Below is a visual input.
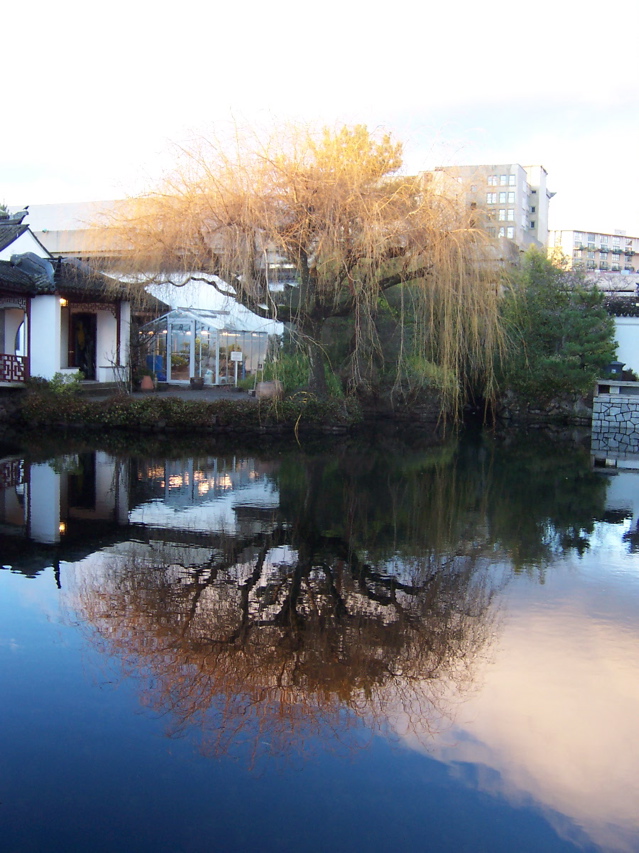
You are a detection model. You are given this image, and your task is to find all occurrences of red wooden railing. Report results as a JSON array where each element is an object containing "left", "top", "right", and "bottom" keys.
[{"left": 0, "top": 354, "right": 27, "bottom": 383}]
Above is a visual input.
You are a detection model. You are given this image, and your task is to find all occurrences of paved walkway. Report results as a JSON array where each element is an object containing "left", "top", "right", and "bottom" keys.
[{"left": 82, "top": 384, "right": 259, "bottom": 403}]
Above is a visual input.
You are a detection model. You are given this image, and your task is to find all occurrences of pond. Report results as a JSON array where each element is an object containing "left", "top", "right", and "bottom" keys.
[{"left": 0, "top": 429, "right": 638, "bottom": 852}]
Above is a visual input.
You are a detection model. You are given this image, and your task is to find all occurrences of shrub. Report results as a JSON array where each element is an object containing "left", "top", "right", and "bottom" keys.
[
  {"left": 25, "top": 371, "right": 84, "bottom": 396},
  {"left": 499, "top": 250, "right": 616, "bottom": 401}
]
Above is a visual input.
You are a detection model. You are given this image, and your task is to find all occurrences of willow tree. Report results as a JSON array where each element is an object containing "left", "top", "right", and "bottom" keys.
[{"left": 103, "top": 125, "right": 503, "bottom": 413}]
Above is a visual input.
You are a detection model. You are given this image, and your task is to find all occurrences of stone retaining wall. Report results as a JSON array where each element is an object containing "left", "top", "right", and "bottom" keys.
[{"left": 591, "top": 394, "right": 639, "bottom": 453}]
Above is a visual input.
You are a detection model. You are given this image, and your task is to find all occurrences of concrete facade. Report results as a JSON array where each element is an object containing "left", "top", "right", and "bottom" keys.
[
  {"left": 550, "top": 229, "right": 639, "bottom": 280},
  {"left": 425, "top": 163, "right": 553, "bottom": 251}
]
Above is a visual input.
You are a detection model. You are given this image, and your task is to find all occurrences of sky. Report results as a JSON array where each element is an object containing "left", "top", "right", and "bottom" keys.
[{"left": 3, "top": 0, "right": 639, "bottom": 235}]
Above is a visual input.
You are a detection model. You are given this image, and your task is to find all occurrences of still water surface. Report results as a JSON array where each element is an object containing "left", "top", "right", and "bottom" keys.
[{"left": 1, "top": 431, "right": 638, "bottom": 852}]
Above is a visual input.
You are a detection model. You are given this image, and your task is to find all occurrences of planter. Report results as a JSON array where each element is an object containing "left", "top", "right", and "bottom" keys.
[
  {"left": 190, "top": 377, "right": 204, "bottom": 390},
  {"left": 139, "top": 375, "right": 155, "bottom": 391}
]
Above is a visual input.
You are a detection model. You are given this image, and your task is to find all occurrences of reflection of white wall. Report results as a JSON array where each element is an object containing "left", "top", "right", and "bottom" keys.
[
  {"left": 605, "top": 470, "right": 639, "bottom": 524},
  {"left": 95, "top": 452, "right": 116, "bottom": 516},
  {"left": 29, "top": 463, "right": 61, "bottom": 543},
  {"left": 0, "top": 481, "right": 26, "bottom": 528}
]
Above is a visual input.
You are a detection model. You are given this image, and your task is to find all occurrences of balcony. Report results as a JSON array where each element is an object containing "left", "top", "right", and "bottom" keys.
[
  {"left": 0, "top": 354, "right": 27, "bottom": 384},
  {"left": 612, "top": 247, "right": 622, "bottom": 254},
  {"left": 599, "top": 262, "right": 609, "bottom": 270},
  {"left": 624, "top": 248, "right": 634, "bottom": 256}
]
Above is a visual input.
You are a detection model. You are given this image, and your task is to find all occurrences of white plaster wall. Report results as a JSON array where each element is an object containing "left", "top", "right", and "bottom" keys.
[
  {"left": 119, "top": 302, "right": 131, "bottom": 366},
  {"left": 30, "top": 296, "right": 62, "bottom": 379},
  {"left": 97, "top": 310, "right": 117, "bottom": 369},
  {"left": 4, "top": 309, "right": 24, "bottom": 355},
  {"left": 614, "top": 317, "right": 639, "bottom": 374},
  {"left": 0, "top": 230, "right": 51, "bottom": 261}
]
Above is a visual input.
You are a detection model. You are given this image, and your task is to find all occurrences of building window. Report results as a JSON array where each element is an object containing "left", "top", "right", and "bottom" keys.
[
  {"left": 498, "top": 192, "right": 506, "bottom": 203},
  {"left": 498, "top": 209, "right": 506, "bottom": 221},
  {"left": 508, "top": 175, "right": 516, "bottom": 186},
  {"left": 487, "top": 226, "right": 496, "bottom": 237},
  {"left": 507, "top": 209, "right": 514, "bottom": 221},
  {"left": 486, "top": 192, "right": 497, "bottom": 204},
  {"left": 470, "top": 184, "right": 477, "bottom": 192},
  {"left": 530, "top": 206, "right": 536, "bottom": 213},
  {"left": 498, "top": 227, "right": 505, "bottom": 237},
  {"left": 530, "top": 220, "right": 535, "bottom": 229},
  {"left": 488, "top": 175, "right": 497, "bottom": 186},
  {"left": 588, "top": 251, "right": 595, "bottom": 259},
  {"left": 507, "top": 227, "right": 515, "bottom": 239},
  {"left": 601, "top": 235, "right": 608, "bottom": 244},
  {"left": 508, "top": 192, "right": 515, "bottom": 203},
  {"left": 500, "top": 175, "right": 508, "bottom": 185},
  {"left": 600, "top": 251, "right": 608, "bottom": 259}
]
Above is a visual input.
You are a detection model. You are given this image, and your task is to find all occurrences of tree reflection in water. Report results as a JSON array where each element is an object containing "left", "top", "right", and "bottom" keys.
[{"left": 68, "top": 433, "right": 608, "bottom": 765}]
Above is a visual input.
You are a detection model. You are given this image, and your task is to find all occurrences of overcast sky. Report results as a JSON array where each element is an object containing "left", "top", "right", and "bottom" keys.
[{"left": 3, "top": 0, "right": 638, "bottom": 235}]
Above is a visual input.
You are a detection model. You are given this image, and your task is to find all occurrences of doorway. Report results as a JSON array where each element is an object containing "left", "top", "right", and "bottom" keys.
[{"left": 69, "top": 313, "right": 97, "bottom": 380}]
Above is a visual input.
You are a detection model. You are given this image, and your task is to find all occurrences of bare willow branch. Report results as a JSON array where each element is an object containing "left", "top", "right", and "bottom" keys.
[{"left": 98, "top": 124, "right": 504, "bottom": 414}]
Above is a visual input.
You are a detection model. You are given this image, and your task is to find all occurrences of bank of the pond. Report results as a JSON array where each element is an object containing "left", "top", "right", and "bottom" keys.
[
  {"left": 2, "top": 387, "right": 363, "bottom": 437},
  {"left": 0, "top": 384, "right": 598, "bottom": 437}
]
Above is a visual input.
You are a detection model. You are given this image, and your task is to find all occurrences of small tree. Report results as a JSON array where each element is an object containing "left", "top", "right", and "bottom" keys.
[
  {"left": 102, "top": 124, "right": 504, "bottom": 416},
  {"left": 499, "top": 249, "right": 616, "bottom": 400}
]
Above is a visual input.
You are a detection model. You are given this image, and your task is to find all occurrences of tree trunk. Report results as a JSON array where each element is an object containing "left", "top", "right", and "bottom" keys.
[{"left": 305, "top": 321, "right": 329, "bottom": 399}]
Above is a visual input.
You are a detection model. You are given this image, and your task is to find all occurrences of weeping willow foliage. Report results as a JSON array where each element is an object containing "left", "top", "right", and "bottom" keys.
[{"left": 100, "top": 124, "right": 504, "bottom": 416}]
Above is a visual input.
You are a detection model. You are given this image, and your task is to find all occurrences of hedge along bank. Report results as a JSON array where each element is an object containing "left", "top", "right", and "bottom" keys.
[{"left": 12, "top": 391, "right": 363, "bottom": 435}]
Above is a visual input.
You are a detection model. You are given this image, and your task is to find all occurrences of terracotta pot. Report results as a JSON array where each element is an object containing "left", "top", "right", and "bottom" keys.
[{"left": 140, "top": 375, "right": 155, "bottom": 391}]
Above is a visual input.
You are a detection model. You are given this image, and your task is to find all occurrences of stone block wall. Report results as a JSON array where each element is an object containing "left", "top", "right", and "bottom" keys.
[{"left": 591, "top": 394, "right": 639, "bottom": 453}]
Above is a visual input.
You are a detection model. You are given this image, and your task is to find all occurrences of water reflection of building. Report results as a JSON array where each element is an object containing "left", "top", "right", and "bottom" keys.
[
  {"left": 0, "top": 452, "right": 128, "bottom": 546},
  {"left": 129, "top": 457, "right": 279, "bottom": 535},
  {"left": 0, "top": 451, "right": 281, "bottom": 577}
]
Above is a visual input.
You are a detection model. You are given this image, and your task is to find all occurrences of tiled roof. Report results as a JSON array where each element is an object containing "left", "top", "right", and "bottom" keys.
[
  {"left": 0, "top": 255, "right": 127, "bottom": 301},
  {"left": 0, "top": 260, "right": 36, "bottom": 293},
  {"left": 55, "top": 257, "right": 128, "bottom": 300}
]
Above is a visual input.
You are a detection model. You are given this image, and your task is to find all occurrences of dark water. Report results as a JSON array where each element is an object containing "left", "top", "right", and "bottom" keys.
[{"left": 1, "top": 430, "right": 638, "bottom": 853}]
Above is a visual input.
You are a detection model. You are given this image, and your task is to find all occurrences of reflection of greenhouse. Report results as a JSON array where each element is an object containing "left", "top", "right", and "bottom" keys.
[{"left": 142, "top": 309, "right": 271, "bottom": 385}]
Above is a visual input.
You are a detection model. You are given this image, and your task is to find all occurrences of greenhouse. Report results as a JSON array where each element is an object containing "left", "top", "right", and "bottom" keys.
[{"left": 141, "top": 309, "right": 272, "bottom": 385}]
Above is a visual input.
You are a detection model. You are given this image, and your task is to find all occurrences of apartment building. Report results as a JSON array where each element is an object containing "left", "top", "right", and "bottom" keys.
[
  {"left": 550, "top": 229, "right": 638, "bottom": 276},
  {"left": 425, "top": 164, "right": 553, "bottom": 251},
  {"left": 548, "top": 230, "right": 639, "bottom": 292}
]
